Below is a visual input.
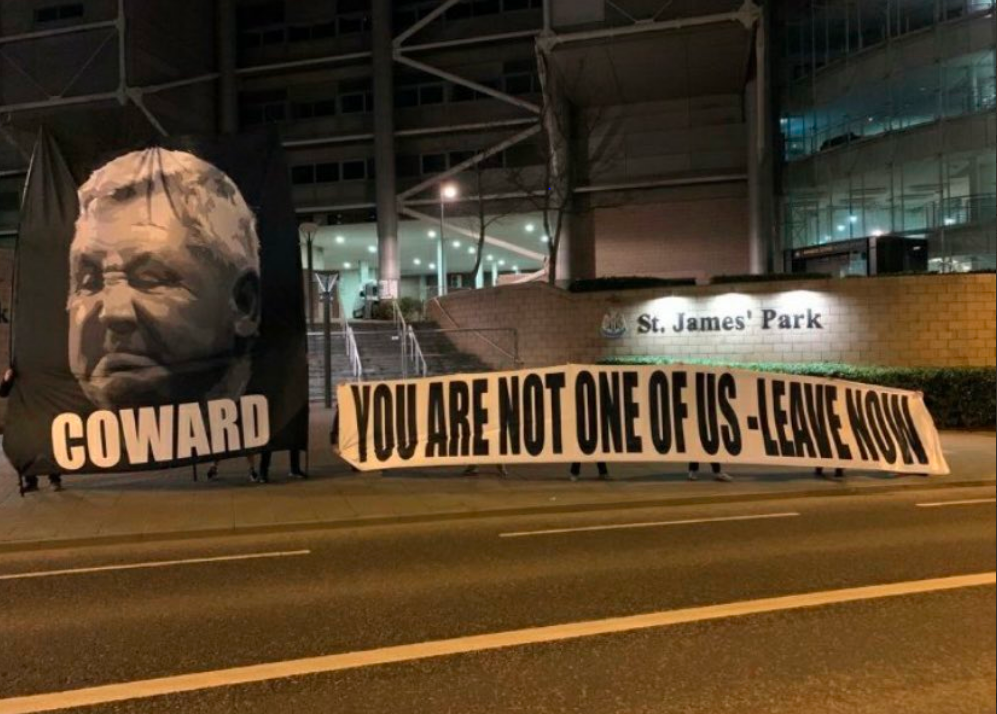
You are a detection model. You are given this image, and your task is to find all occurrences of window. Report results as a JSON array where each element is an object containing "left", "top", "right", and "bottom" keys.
[
  {"left": 421, "top": 154, "right": 447, "bottom": 174},
  {"left": 312, "top": 21, "right": 337, "bottom": 39},
  {"left": 340, "top": 93, "right": 369, "bottom": 114},
  {"left": 337, "top": 0, "right": 370, "bottom": 12},
  {"left": 395, "top": 87, "right": 420, "bottom": 108},
  {"left": 34, "top": 3, "right": 84, "bottom": 24},
  {"left": 338, "top": 14, "right": 369, "bottom": 34},
  {"left": 342, "top": 160, "right": 368, "bottom": 181},
  {"left": 316, "top": 163, "right": 341, "bottom": 183},
  {"left": 449, "top": 151, "right": 474, "bottom": 167},
  {"left": 240, "top": 89, "right": 288, "bottom": 127},
  {"left": 504, "top": 74, "right": 536, "bottom": 95},
  {"left": 472, "top": 0, "right": 501, "bottom": 15},
  {"left": 397, "top": 154, "right": 421, "bottom": 177},
  {"left": 418, "top": 85, "right": 445, "bottom": 105},
  {"left": 444, "top": 4, "right": 473, "bottom": 21},
  {"left": 291, "top": 166, "right": 315, "bottom": 185},
  {"left": 237, "top": 2, "right": 284, "bottom": 29},
  {"left": 502, "top": 0, "right": 542, "bottom": 10}
]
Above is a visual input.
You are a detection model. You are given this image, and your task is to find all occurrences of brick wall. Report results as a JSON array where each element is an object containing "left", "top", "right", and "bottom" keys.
[{"left": 428, "top": 274, "right": 996, "bottom": 370}]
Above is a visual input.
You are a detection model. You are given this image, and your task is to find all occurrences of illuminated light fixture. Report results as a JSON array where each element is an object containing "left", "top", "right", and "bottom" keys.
[
  {"left": 468, "top": 247, "right": 476, "bottom": 254},
  {"left": 486, "top": 255, "right": 495, "bottom": 262},
  {"left": 367, "top": 245, "right": 377, "bottom": 254},
  {"left": 428, "top": 230, "right": 438, "bottom": 238},
  {"left": 414, "top": 258, "right": 422, "bottom": 266},
  {"left": 525, "top": 223, "right": 536, "bottom": 233},
  {"left": 848, "top": 215, "right": 859, "bottom": 223},
  {"left": 429, "top": 262, "right": 436, "bottom": 269},
  {"left": 452, "top": 240, "right": 461, "bottom": 249},
  {"left": 944, "top": 218, "right": 957, "bottom": 226},
  {"left": 441, "top": 183, "right": 459, "bottom": 201},
  {"left": 836, "top": 224, "right": 847, "bottom": 232},
  {"left": 871, "top": 229, "right": 886, "bottom": 237},
  {"left": 343, "top": 262, "right": 352, "bottom": 269},
  {"left": 541, "top": 234, "right": 550, "bottom": 243},
  {"left": 512, "top": 265, "right": 520, "bottom": 273},
  {"left": 498, "top": 260, "right": 506, "bottom": 266},
  {"left": 335, "top": 235, "right": 345, "bottom": 244}
]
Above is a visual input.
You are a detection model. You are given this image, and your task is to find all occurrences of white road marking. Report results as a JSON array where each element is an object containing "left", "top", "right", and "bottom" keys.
[
  {"left": 0, "top": 550, "right": 311, "bottom": 582},
  {"left": 499, "top": 512, "right": 801, "bottom": 538},
  {"left": 916, "top": 498, "right": 996, "bottom": 509},
  {"left": 0, "top": 571, "right": 991, "bottom": 714}
]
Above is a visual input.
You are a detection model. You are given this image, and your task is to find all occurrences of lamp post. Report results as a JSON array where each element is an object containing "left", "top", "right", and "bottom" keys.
[
  {"left": 299, "top": 222, "right": 320, "bottom": 326},
  {"left": 315, "top": 273, "right": 337, "bottom": 408},
  {"left": 438, "top": 183, "right": 458, "bottom": 297}
]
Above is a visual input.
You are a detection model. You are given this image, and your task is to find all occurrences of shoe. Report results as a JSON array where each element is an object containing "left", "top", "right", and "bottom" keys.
[
  {"left": 569, "top": 474, "right": 579, "bottom": 482},
  {"left": 687, "top": 472, "right": 698, "bottom": 481},
  {"left": 250, "top": 470, "right": 268, "bottom": 484},
  {"left": 463, "top": 466, "right": 479, "bottom": 476},
  {"left": 206, "top": 465, "right": 218, "bottom": 480},
  {"left": 714, "top": 472, "right": 733, "bottom": 483},
  {"left": 597, "top": 473, "right": 610, "bottom": 481},
  {"left": 498, "top": 465, "right": 509, "bottom": 478},
  {"left": 290, "top": 470, "right": 309, "bottom": 480},
  {"left": 50, "top": 479, "right": 64, "bottom": 492},
  {"left": 22, "top": 480, "right": 39, "bottom": 493}
]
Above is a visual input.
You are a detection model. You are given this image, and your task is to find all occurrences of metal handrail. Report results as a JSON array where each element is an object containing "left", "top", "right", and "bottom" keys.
[
  {"left": 335, "top": 277, "right": 363, "bottom": 382},
  {"left": 393, "top": 301, "right": 430, "bottom": 378},
  {"left": 406, "top": 325, "right": 429, "bottom": 377}
]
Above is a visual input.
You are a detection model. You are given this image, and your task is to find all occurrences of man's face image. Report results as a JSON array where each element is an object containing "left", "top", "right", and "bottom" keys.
[{"left": 68, "top": 188, "right": 258, "bottom": 409}]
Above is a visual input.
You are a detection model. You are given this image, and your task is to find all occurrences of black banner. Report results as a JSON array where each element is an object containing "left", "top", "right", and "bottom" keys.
[{"left": 3, "top": 130, "right": 308, "bottom": 476}]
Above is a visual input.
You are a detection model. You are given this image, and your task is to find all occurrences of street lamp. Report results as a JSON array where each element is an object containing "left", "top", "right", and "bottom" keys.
[
  {"left": 299, "top": 222, "right": 320, "bottom": 325},
  {"left": 438, "top": 183, "right": 459, "bottom": 296}
]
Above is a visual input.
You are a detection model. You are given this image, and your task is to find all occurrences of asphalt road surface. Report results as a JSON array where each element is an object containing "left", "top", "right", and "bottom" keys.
[{"left": 0, "top": 486, "right": 994, "bottom": 714}]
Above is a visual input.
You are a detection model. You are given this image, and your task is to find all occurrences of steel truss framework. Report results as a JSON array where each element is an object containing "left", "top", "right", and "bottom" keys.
[{"left": 1, "top": 0, "right": 763, "bottom": 261}]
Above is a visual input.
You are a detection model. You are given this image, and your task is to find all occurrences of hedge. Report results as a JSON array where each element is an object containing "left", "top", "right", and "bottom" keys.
[
  {"left": 599, "top": 357, "right": 996, "bottom": 430},
  {"left": 710, "top": 273, "right": 831, "bottom": 285}
]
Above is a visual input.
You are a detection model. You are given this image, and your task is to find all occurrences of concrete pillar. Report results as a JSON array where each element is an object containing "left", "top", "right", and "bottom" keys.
[
  {"left": 491, "top": 261, "right": 499, "bottom": 286},
  {"left": 217, "top": 0, "right": 239, "bottom": 134},
  {"left": 474, "top": 263, "right": 485, "bottom": 289},
  {"left": 537, "top": 46, "right": 590, "bottom": 285},
  {"left": 747, "top": 12, "right": 776, "bottom": 274},
  {"left": 359, "top": 260, "right": 372, "bottom": 288},
  {"left": 372, "top": 0, "right": 400, "bottom": 299}
]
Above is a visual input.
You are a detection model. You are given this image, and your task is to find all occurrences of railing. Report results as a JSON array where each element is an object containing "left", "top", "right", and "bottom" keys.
[
  {"left": 335, "top": 277, "right": 363, "bottom": 383},
  {"left": 393, "top": 301, "right": 429, "bottom": 378},
  {"left": 406, "top": 325, "right": 429, "bottom": 378}
]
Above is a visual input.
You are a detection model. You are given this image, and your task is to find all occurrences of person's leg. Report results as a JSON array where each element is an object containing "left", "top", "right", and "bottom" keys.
[
  {"left": 463, "top": 464, "right": 479, "bottom": 475},
  {"left": 688, "top": 463, "right": 700, "bottom": 481},
  {"left": 289, "top": 450, "right": 307, "bottom": 478},
  {"left": 597, "top": 462, "right": 609, "bottom": 480},
  {"left": 712, "top": 463, "right": 733, "bottom": 483},
  {"left": 498, "top": 463, "right": 509, "bottom": 477},
  {"left": 259, "top": 451, "right": 272, "bottom": 480},
  {"left": 22, "top": 475, "right": 39, "bottom": 493},
  {"left": 248, "top": 454, "right": 266, "bottom": 483},
  {"left": 48, "top": 473, "right": 64, "bottom": 491},
  {"left": 569, "top": 463, "right": 580, "bottom": 481}
]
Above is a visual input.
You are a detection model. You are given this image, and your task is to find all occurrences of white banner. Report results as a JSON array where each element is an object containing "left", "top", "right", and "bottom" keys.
[{"left": 337, "top": 365, "right": 949, "bottom": 476}]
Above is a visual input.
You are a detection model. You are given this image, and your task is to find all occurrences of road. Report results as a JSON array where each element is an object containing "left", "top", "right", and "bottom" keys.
[{"left": 0, "top": 486, "right": 994, "bottom": 713}]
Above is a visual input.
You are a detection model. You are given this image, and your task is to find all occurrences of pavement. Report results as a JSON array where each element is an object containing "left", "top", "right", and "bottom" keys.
[
  {"left": 0, "top": 489, "right": 994, "bottom": 712},
  {"left": 0, "top": 407, "right": 993, "bottom": 551}
]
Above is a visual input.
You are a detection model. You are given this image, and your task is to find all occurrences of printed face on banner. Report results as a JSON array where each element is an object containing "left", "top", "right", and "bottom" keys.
[{"left": 67, "top": 150, "right": 261, "bottom": 409}]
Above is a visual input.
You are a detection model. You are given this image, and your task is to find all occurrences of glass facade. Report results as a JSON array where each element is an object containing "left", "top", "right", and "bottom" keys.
[{"left": 776, "top": 0, "right": 997, "bottom": 273}]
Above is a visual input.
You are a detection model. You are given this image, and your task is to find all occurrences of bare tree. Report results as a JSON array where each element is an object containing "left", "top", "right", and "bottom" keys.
[{"left": 504, "top": 54, "right": 612, "bottom": 286}]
